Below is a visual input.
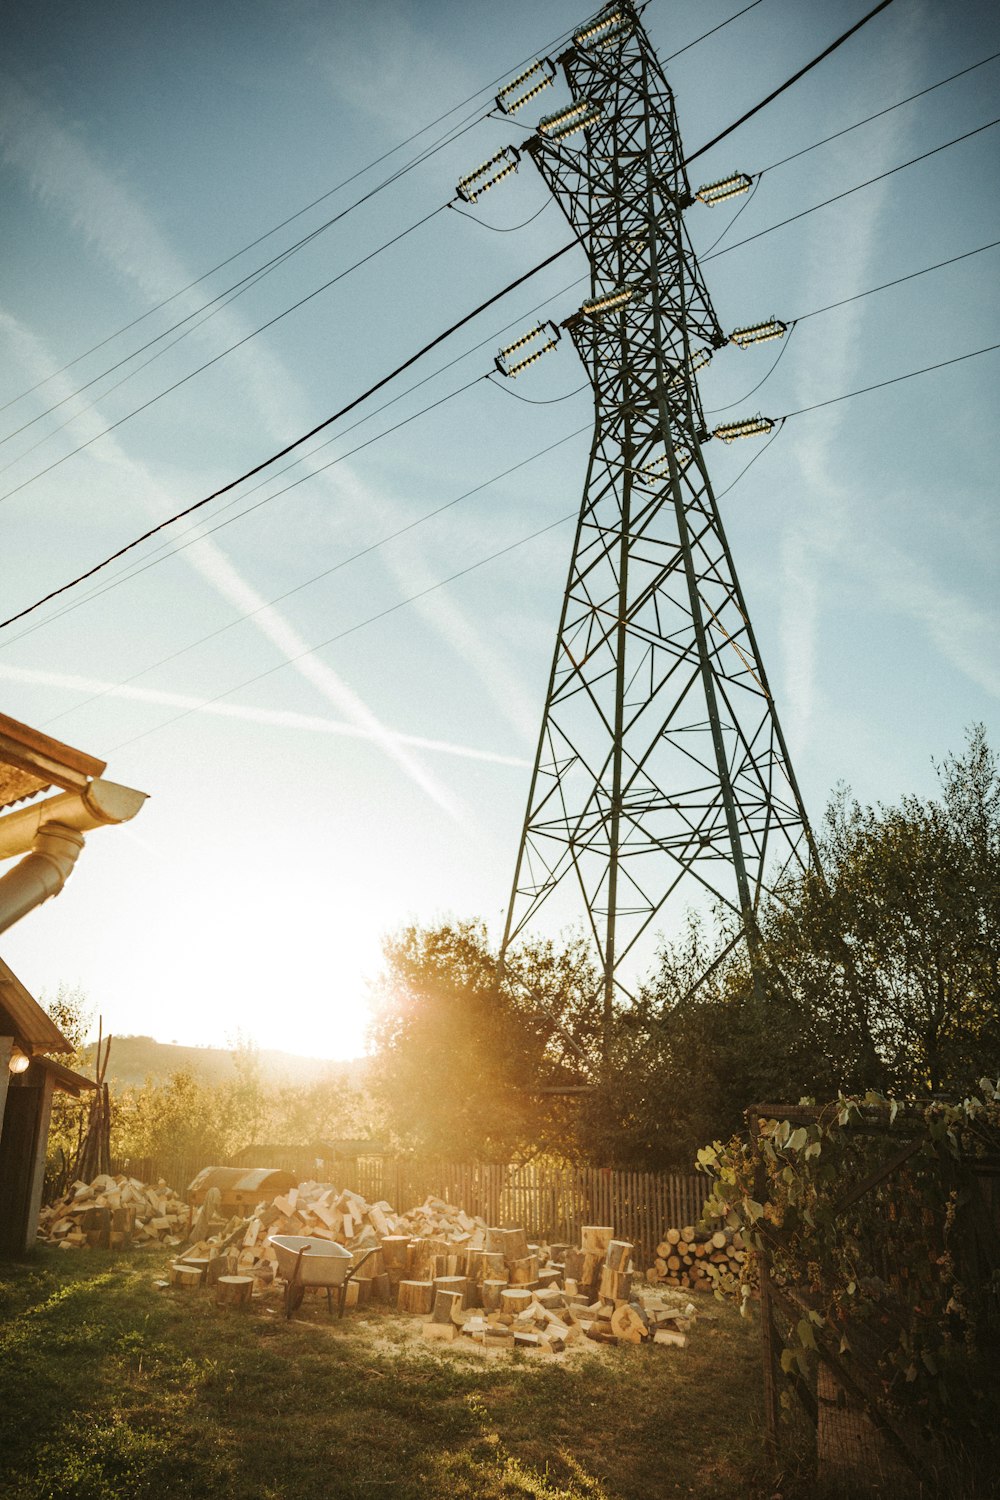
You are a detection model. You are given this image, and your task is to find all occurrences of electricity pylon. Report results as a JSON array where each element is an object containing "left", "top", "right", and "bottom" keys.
[{"left": 496, "top": 4, "right": 816, "bottom": 1063}]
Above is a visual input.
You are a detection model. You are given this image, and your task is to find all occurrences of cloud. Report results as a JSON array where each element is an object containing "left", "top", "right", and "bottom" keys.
[
  {"left": 0, "top": 661, "right": 532, "bottom": 764},
  {"left": 0, "top": 81, "right": 465, "bottom": 817},
  {"left": 776, "top": 13, "right": 926, "bottom": 751}
]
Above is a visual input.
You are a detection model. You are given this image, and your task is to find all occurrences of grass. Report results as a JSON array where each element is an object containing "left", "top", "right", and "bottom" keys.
[{"left": 0, "top": 1247, "right": 771, "bottom": 1500}]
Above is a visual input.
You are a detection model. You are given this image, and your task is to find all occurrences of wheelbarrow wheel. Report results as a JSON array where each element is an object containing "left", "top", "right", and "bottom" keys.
[{"left": 285, "top": 1281, "right": 305, "bottom": 1319}]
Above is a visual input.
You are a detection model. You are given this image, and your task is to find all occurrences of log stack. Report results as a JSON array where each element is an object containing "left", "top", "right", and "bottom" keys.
[
  {"left": 644, "top": 1224, "right": 746, "bottom": 1290},
  {"left": 409, "top": 1226, "right": 699, "bottom": 1355},
  {"left": 37, "top": 1174, "right": 190, "bottom": 1249}
]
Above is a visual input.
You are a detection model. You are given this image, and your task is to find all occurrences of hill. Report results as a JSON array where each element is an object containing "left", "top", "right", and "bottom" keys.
[{"left": 79, "top": 1034, "right": 369, "bottom": 1090}]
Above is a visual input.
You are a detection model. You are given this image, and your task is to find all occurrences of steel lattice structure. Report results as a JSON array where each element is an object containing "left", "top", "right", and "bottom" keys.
[{"left": 500, "top": 3, "right": 816, "bottom": 1057}]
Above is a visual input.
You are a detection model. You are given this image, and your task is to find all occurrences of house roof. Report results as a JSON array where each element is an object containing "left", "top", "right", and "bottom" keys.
[
  {"left": 0, "top": 711, "right": 106, "bottom": 814},
  {"left": 30, "top": 1055, "right": 98, "bottom": 1096},
  {"left": 0, "top": 955, "right": 72, "bottom": 1053}
]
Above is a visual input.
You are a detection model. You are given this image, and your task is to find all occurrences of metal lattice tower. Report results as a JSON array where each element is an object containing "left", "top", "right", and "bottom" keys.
[{"left": 499, "top": 4, "right": 816, "bottom": 1059}]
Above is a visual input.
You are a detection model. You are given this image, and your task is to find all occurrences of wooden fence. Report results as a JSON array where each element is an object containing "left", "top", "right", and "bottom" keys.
[{"left": 109, "top": 1152, "right": 706, "bottom": 1263}]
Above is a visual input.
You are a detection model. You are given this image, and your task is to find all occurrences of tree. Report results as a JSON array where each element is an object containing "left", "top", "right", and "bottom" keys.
[
  {"left": 42, "top": 985, "right": 94, "bottom": 1194},
  {"left": 756, "top": 725, "right": 1000, "bottom": 1096},
  {"left": 588, "top": 727, "right": 1000, "bottom": 1166},
  {"left": 368, "top": 920, "right": 600, "bottom": 1160}
]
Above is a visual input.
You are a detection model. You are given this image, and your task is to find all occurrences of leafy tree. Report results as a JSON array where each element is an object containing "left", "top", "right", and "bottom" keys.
[
  {"left": 584, "top": 727, "right": 1000, "bottom": 1165},
  {"left": 42, "top": 985, "right": 94, "bottom": 1191},
  {"left": 112, "top": 1069, "right": 232, "bottom": 1164},
  {"left": 756, "top": 725, "right": 1000, "bottom": 1096},
  {"left": 369, "top": 920, "right": 600, "bottom": 1160},
  {"left": 271, "top": 1072, "right": 368, "bottom": 1145}
]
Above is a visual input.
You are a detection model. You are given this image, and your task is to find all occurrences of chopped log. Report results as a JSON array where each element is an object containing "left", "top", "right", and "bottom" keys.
[
  {"left": 500, "top": 1288, "right": 533, "bottom": 1315},
  {"left": 481, "top": 1279, "right": 507, "bottom": 1312},
  {"left": 599, "top": 1265, "right": 633, "bottom": 1302},
  {"left": 665, "top": 1228, "right": 681, "bottom": 1245},
  {"left": 469, "top": 1250, "right": 505, "bottom": 1283},
  {"left": 711, "top": 1230, "right": 728, "bottom": 1250},
  {"left": 169, "top": 1262, "right": 203, "bottom": 1289},
  {"left": 610, "top": 1304, "right": 648, "bottom": 1343},
  {"left": 656, "top": 1240, "right": 671, "bottom": 1258},
  {"left": 603, "top": 1240, "right": 632, "bottom": 1273},
  {"left": 653, "top": 1329, "right": 688, "bottom": 1348},
  {"left": 434, "top": 1275, "right": 470, "bottom": 1308},
  {"left": 579, "top": 1252, "right": 602, "bottom": 1286},
  {"left": 206, "top": 1254, "right": 234, "bottom": 1286},
  {"left": 562, "top": 1247, "right": 585, "bottom": 1280},
  {"left": 581, "top": 1225, "right": 614, "bottom": 1255},
  {"left": 397, "top": 1280, "right": 435, "bottom": 1315},
  {"left": 380, "top": 1235, "right": 412, "bottom": 1270},
  {"left": 431, "top": 1289, "right": 464, "bottom": 1324},
  {"left": 681, "top": 1226, "right": 695, "bottom": 1242},
  {"left": 216, "top": 1275, "right": 253, "bottom": 1307},
  {"left": 497, "top": 1228, "right": 529, "bottom": 1263},
  {"left": 508, "top": 1255, "right": 539, "bottom": 1286}
]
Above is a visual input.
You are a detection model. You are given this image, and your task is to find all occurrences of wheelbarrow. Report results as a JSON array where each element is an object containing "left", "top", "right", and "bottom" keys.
[{"left": 269, "top": 1234, "right": 378, "bottom": 1319}]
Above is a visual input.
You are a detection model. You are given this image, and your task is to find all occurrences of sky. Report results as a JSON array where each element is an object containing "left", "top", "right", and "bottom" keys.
[{"left": 1, "top": 0, "right": 998, "bottom": 1060}]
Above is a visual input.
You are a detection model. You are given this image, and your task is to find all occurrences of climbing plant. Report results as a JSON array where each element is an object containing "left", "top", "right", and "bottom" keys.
[{"left": 697, "top": 1084, "right": 1000, "bottom": 1443}]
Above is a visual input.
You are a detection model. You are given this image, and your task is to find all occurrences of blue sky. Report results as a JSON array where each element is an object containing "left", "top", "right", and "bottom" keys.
[{"left": 1, "top": 0, "right": 998, "bottom": 1058}]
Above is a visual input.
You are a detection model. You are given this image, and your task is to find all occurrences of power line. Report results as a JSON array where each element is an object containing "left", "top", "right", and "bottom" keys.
[
  {"left": 780, "top": 342, "right": 1000, "bottom": 420},
  {"left": 103, "top": 509, "right": 581, "bottom": 756},
  {"left": 1, "top": 271, "right": 593, "bottom": 646},
  {"left": 0, "top": 240, "right": 578, "bottom": 631},
  {"left": 0, "top": 204, "right": 449, "bottom": 504},
  {"left": 685, "top": 0, "right": 897, "bottom": 165},
  {"left": 7, "top": 223, "right": 995, "bottom": 639},
  {"left": 662, "top": 0, "right": 766, "bottom": 62},
  {"left": 2, "top": 0, "right": 914, "bottom": 469},
  {"left": 94, "top": 337, "right": 997, "bottom": 759},
  {"left": 0, "top": 108, "right": 488, "bottom": 451},
  {"left": 757, "top": 50, "right": 1000, "bottom": 176},
  {"left": 0, "top": 20, "right": 591, "bottom": 422},
  {"left": 39, "top": 426, "right": 591, "bottom": 731},
  {"left": 8, "top": 15, "right": 985, "bottom": 632},
  {"left": 703, "top": 118, "right": 1000, "bottom": 262},
  {"left": 790, "top": 239, "right": 1000, "bottom": 322}
]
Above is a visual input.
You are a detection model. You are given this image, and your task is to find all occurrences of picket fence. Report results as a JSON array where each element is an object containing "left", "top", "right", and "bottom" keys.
[{"left": 110, "top": 1151, "right": 706, "bottom": 1262}]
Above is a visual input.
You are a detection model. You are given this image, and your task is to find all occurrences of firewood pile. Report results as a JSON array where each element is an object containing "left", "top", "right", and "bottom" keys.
[
  {"left": 408, "top": 1222, "right": 698, "bottom": 1352},
  {"left": 38, "top": 1174, "right": 190, "bottom": 1249},
  {"left": 162, "top": 1184, "right": 699, "bottom": 1353},
  {"left": 644, "top": 1224, "right": 746, "bottom": 1290}
]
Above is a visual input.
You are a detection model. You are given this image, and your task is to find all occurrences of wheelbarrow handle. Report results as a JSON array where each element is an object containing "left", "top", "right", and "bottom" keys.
[{"left": 338, "top": 1246, "right": 378, "bottom": 1318}]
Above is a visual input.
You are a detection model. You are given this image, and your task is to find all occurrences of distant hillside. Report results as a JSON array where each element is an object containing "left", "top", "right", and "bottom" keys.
[{"left": 79, "top": 1034, "right": 369, "bottom": 1090}]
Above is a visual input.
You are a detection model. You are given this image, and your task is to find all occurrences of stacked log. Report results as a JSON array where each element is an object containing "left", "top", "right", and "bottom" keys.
[
  {"left": 37, "top": 1175, "right": 189, "bottom": 1249},
  {"left": 644, "top": 1224, "right": 746, "bottom": 1290}
]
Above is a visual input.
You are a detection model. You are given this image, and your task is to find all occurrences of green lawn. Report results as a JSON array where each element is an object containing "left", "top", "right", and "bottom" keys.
[{"left": 0, "top": 1248, "right": 771, "bottom": 1500}]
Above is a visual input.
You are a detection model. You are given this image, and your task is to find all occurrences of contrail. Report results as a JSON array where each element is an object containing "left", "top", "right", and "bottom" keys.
[{"left": 0, "top": 663, "right": 532, "bottom": 765}]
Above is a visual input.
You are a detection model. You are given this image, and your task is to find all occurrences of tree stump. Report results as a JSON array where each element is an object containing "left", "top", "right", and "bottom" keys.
[
  {"left": 397, "top": 1280, "right": 435, "bottom": 1315},
  {"left": 481, "top": 1279, "right": 507, "bottom": 1312},
  {"left": 500, "top": 1287, "right": 532, "bottom": 1315},
  {"left": 433, "top": 1275, "right": 470, "bottom": 1308},
  {"left": 216, "top": 1275, "right": 253, "bottom": 1307},
  {"left": 169, "top": 1262, "right": 203, "bottom": 1289},
  {"left": 603, "top": 1240, "right": 632, "bottom": 1273},
  {"left": 380, "top": 1236, "right": 411, "bottom": 1271},
  {"left": 582, "top": 1226, "right": 614, "bottom": 1255}
]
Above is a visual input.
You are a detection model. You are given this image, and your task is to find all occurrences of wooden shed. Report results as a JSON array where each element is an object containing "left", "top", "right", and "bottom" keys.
[{"left": 0, "top": 958, "right": 96, "bottom": 1256}]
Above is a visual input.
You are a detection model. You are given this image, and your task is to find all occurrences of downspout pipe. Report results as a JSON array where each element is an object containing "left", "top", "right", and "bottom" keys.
[
  {"left": 0, "top": 823, "right": 85, "bottom": 938},
  {"left": 0, "top": 778, "right": 147, "bottom": 936}
]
